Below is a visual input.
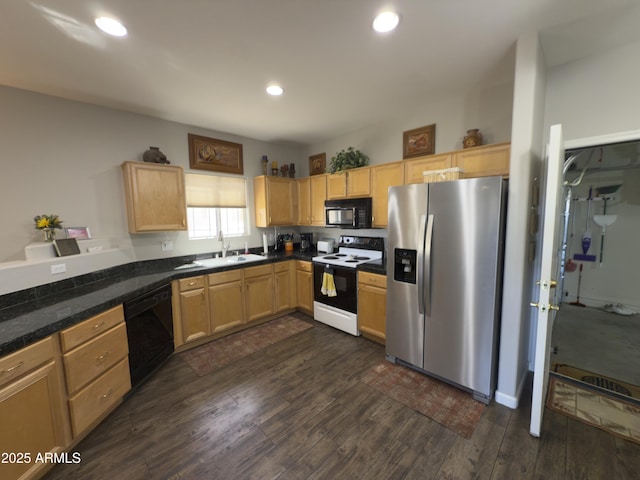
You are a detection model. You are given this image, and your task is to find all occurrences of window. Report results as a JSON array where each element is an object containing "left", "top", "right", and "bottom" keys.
[
  {"left": 185, "top": 173, "right": 249, "bottom": 239},
  {"left": 187, "top": 207, "right": 248, "bottom": 239}
]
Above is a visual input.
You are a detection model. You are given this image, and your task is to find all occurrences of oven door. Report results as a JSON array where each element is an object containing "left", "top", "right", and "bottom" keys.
[
  {"left": 313, "top": 263, "right": 357, "bottom": 313},
  {"left": 325, "top": 207, "right": 357, "bottom": 228}
]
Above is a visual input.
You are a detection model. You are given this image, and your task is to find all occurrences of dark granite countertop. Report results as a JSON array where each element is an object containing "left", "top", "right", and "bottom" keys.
[
  {"left": 357, "top": 260, "right": 386, "bottom": 275},
  {"left": 0, "top": 249, "right": 318, "bottom": 357}
]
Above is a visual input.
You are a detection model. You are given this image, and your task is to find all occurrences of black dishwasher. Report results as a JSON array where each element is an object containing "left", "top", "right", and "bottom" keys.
[{"left": 123, "top": 284, "right": 174, "bottom": 389}]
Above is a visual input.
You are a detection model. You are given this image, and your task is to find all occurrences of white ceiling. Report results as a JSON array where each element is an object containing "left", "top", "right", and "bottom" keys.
[{"left": 1, "top": 0, "right": 640, "bottom": 146}]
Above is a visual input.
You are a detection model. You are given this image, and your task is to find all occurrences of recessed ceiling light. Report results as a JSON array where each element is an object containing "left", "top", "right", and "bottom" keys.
[
  {"left": 95, "top": 16, "right": 127, "bottom": 37},
  {"left": 266, "top": 85, "right": 284, "bottom": 96},
  {"left": 373, "top": 11, "right": 399, "bottom": 33}
]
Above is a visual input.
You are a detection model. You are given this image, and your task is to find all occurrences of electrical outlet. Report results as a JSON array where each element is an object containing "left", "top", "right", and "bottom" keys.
[
  {"left": 161, "top": 240, "right": 173, "bottom": 251},
  {"left": 51, "top": 264, "right": 66, "bottom": 275}
]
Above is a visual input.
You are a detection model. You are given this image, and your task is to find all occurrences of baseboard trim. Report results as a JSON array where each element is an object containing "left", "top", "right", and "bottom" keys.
[
  {"left": 495, "top": 390, "right": 519, "bottom": 409},
  {"left": 495, "top": 369, "right": 530, "bottom": 409}
]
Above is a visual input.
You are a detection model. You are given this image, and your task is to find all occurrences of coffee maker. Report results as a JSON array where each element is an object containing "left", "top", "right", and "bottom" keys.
[
  {"left": 274, "top": 234, "right": 285, "bottom": 252},
  {"left": 300, "top": 233, "right": 313, "bottom": 252}
]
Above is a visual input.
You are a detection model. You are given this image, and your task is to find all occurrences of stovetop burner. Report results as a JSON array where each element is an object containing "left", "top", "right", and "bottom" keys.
[{"left": 312, "top": 236, "right": 384, "bottom": 269}]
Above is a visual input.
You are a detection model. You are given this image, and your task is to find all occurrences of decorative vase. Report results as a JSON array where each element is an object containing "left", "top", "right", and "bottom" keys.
[
  {"left": 463, "top": 129, "right": 483, "bottom": 149},
  {"left": 42, "top": 228, "right": 55, "bottom": 242},
  {"left": 143, "top": 146, "right": 170, "bottom": 164}
]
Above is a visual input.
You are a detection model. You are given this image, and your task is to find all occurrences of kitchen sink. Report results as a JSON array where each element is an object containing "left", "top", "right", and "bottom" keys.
[
  {"left": 199, "top": 254, "right": 267, "bottom": 267},
  {"left": 174, "top": 254, "right": 267, "bottom": 270}
]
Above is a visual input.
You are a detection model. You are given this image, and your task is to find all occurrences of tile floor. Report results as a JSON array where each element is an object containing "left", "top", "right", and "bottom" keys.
[{"left": 552, "top": 304, "right": 640, "bottom": 386}]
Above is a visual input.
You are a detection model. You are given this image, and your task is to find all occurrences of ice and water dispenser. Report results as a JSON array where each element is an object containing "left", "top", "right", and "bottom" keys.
[{"left": 393, "top": 248, "right": 417, "bottom": 284}]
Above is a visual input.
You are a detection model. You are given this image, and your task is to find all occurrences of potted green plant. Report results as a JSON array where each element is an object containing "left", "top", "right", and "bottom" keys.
[{"left": 328, "top": 147, "right": 369, "bottom": 173}]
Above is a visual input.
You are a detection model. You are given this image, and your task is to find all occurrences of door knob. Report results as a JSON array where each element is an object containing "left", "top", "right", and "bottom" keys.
[
  {"left": 530, "top": 302, "right": 560, "bottom": 312},
  {"left": 536, "top": 280, "right": 557, "bottom": 289}
]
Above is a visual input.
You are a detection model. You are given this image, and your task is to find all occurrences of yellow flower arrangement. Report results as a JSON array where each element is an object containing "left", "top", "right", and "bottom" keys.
[{"left": 33, "top": 214, "right": 63, "bottom": 230}]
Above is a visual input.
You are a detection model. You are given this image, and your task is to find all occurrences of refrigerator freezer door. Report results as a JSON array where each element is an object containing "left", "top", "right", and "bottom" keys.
[
  {"left": 386, "top": 183, "right": 429, "bottom": 368},
  {"left": 424, "top": 177, "right": 504, "bottom": 398}
]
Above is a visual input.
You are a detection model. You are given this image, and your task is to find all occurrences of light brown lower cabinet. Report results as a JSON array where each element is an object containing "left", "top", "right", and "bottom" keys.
[
  {"left": 244, "top": 264, "right": 275, "bottom": 322},
  {"left": 0, "top": 336, "right": 71, "bottom": 480},
  {"left": 173, "top": 276, "right": 210, "bottom": 347},
  {"left": 295, "top": 260, "right": 314, "bottom": 315},
  {"left": 60, "top": 306, "right": 131, "bottom": 439},
  {"left": 274, "top": 261, "right": 296, "bottom": 313},
  {"left": 175, "top": 260, "right": 299, "bottom": 350},
  {"left": 357, "top": 271, "right": 387, "bottom": 344},
  {"left": 67, "top": 358, "right": 130, "bottom": 437},
  {"left": 208, "top": 269, "right": 245, "bottom": 334}
]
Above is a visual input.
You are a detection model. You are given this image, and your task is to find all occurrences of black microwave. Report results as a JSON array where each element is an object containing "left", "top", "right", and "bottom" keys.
[{"left": 325, "top": 197, "right": 372, "bottom": 229}]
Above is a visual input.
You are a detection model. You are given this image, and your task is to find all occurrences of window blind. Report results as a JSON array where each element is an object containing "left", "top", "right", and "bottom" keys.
[{"left": 185, "top": 173, "right": 247, "bottom": 208}]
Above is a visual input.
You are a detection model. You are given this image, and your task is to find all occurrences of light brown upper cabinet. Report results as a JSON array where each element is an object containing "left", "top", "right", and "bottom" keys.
[
  {"left": 452, "top": 142, "right": 510, "bottom": 178},
  {"left": 297, "top": 177, "right": 311, "bottom": 226},
  {"left": 309, "top": 174, "right": 327, "bottom": 226},
  {"left": 326, "top": 167, "right": 371, "bottom": 199},
  {"left": 254, "top": 176, "right": 298, "bottom": 227},
  {"left": 403, "top": 153, "right": 453, "bottom": 184},
  {"left": 122, "top": 161, "right": 187, "bottom": 233},
  {"left": 371, "top": 162, "right": 404, "bottom": 228}
]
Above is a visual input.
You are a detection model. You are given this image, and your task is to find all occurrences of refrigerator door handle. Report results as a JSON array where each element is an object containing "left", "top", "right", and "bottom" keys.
[
  {"left": 417, "top": 214, "right": 427, "bottom": 314},
  {"left": 424, "top": 214, "right": 434, "bottom": 316}
]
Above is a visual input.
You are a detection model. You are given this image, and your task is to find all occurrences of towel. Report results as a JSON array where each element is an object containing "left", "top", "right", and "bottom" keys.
[{"left": 321, "top": 272, "right": 337, "bottom": 297}]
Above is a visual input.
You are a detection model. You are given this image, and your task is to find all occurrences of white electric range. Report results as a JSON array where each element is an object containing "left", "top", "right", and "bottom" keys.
[{"left": 312, "top": 236, "right": 384, "bottom": 336}]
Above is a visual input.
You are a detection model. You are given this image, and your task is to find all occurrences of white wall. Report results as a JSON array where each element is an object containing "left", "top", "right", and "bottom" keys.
[
  {"left": 562, "top": 176, "right": 640, "bottom": 311},
  {"left": 0, "top": 86, "right": 304, "bottom": 293},
  {"left": 544, "top": 39, "right": 640, "bottom": 312},
  {"left": 306, "top": 86, "right": 514, "bottom": 166},
  {"left": 544, "top": 39, "right": 640, "bottom": 141},
  {"left": 495, "top": 32, "right": 547, "bottom": 409}
]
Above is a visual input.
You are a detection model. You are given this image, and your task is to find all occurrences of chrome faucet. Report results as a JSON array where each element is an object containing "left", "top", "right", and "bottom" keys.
[{"left": 218, "top": 229, "right": 230, "bottom": 257}]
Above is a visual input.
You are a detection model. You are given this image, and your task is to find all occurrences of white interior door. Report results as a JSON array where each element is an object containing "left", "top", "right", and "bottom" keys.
[{"left": 530, "top": 124, "right": 565, "bottom": 437}]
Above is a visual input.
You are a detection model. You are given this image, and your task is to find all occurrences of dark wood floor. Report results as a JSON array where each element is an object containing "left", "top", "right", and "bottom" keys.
[{"left": 44, "top": 313, "right": 640, "bottom": 480}]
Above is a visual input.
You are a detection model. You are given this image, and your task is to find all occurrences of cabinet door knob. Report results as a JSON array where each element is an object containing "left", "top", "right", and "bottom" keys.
[
  {"left": 100, "top": 388, "right": 113, "bottom": 400},
  {"left": 92, "top": 321, "right": 106, "bottom": 330},
  {"left": 96, "top": 351, "right": 111, "bottom": 363}
]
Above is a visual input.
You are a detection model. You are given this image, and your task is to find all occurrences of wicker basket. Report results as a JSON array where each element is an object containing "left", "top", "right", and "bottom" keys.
[{"left": 423, "top": 167, "right": 464, "bottom": 183}]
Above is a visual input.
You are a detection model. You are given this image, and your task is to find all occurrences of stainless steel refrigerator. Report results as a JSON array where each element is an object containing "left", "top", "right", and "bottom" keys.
[{"left": 386, "top": 176, "right": 506, "bottom": 403}]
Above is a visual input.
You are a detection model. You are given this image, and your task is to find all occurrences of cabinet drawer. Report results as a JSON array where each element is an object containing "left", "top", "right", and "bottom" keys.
[
  {"left": 208, "top": 269, "right": 243, "bottom": 286},
  {"left": 63, "top": 322, "right": 129, "bottom": 394},
  {"left": 296, "top": 260, "right": 312, "bottom": 273},
  {"left": 60, "top": 305, "right": 124, "bottom": 352},
  {"left": 274, "top": 261, "right": 292, "bottom": 273},
  {"left": 178, "top": 276, "right": 205, "bottom": 291},
  {"left": 244, "top": 263, "right": 273, "bottom": 279},
  {"left": 68, "top": 358, "right": 131, "bottom": 437},
  {"left": 358, "top": 271, "right": 387, "bottom": 288},
  {"left": 0, "top": 336, "right": 55, "bottom": 388}
]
